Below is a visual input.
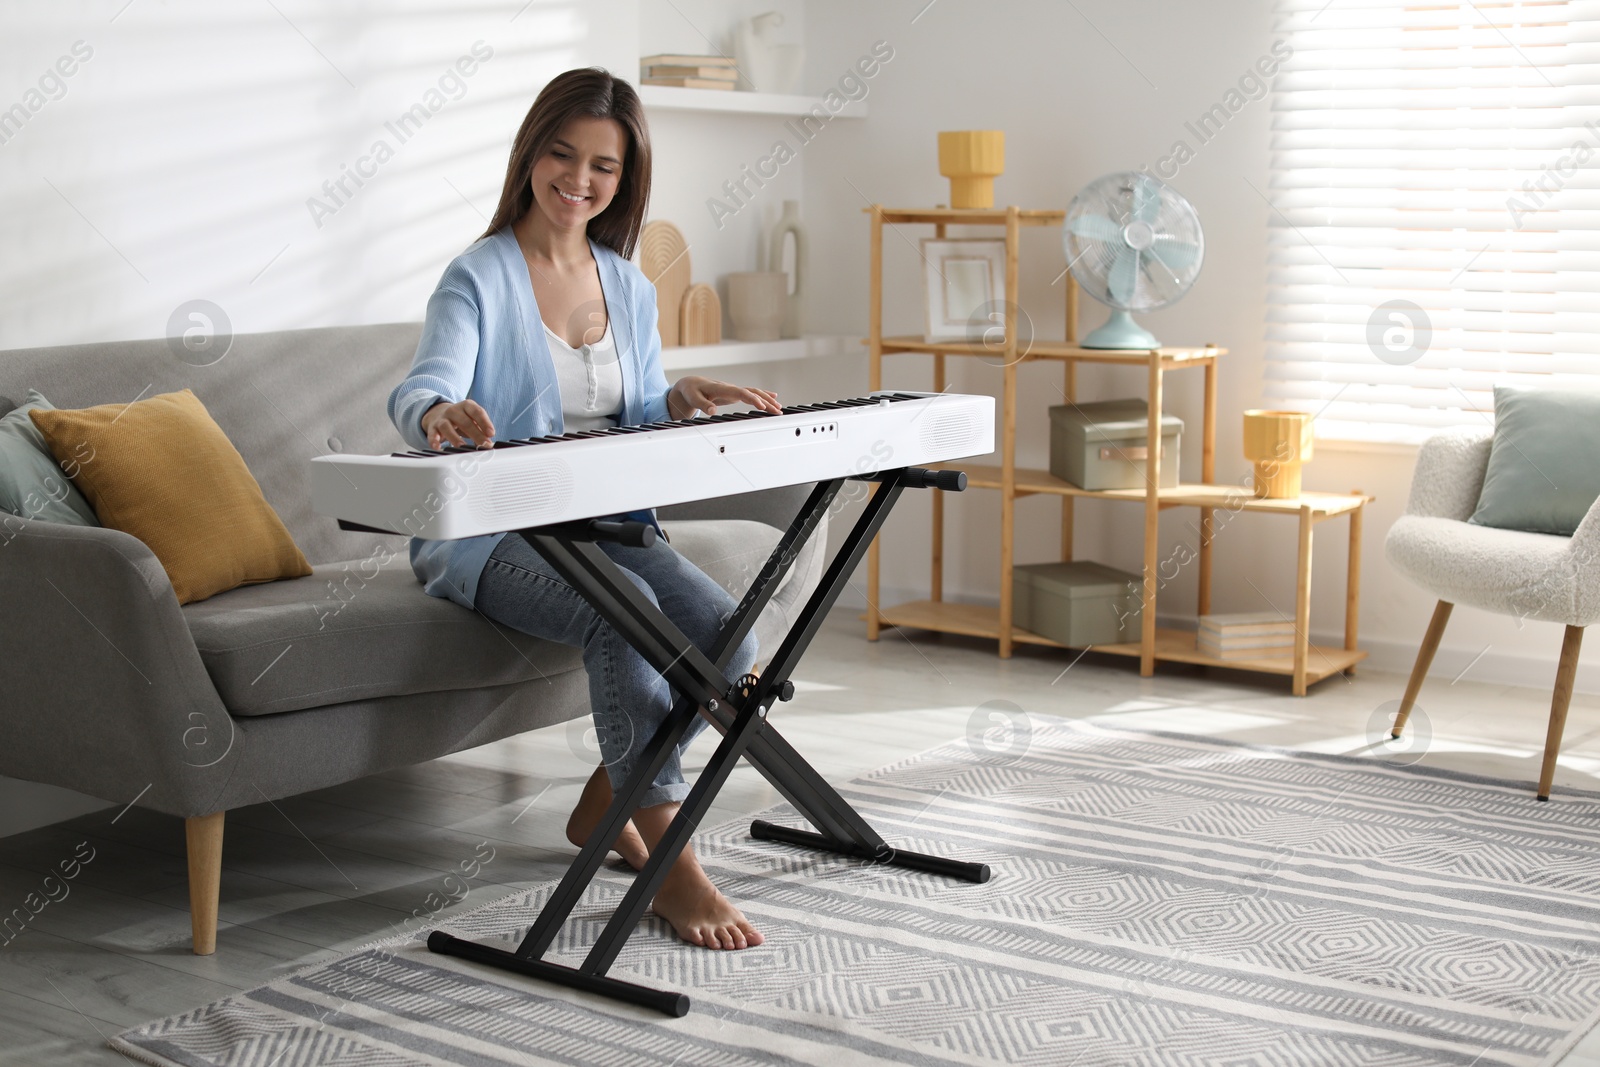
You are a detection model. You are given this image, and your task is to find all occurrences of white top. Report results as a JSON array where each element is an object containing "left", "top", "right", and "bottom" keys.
[{"left": 543, "top": 320, "right": 624, "bottom": 432}]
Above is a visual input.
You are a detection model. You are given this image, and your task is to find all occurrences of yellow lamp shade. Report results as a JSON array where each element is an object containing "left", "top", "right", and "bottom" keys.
[
  {"left": 938, "top": 130, "right": 1005, "bottom": 209},
  {"left": 1242, "top": 409, "right": 1314, "bottom": 499}
]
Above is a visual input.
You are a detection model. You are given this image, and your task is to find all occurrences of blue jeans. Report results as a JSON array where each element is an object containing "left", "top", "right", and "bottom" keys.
[{"left": 474, "top": 532, "right": 758, "bottom": 808}]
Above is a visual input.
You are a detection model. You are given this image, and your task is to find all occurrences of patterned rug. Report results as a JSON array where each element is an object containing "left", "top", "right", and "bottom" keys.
[{"left": 113, "top": 719, "right": 1600, "bottom": 1067}]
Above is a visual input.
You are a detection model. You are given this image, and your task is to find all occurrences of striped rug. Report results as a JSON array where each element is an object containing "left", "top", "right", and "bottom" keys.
[{"left": 113, "top": 719, "right": 1600, "bottom": 1067}]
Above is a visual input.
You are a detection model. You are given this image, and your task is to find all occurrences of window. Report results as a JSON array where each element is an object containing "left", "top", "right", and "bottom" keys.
[{"left": 1266, "top": 1, "right": 1600, "bottom": 443}]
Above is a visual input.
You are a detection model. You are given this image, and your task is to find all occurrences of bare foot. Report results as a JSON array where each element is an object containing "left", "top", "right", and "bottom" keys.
[
  {"left": 630, "top": 799, "right": 764, "bottom": 950},
  {"left": 565, "top": 764, "right": 650, "bottom": 871},
  {"left": 650, "top": 873, "right": 764, "bottom": 950}
]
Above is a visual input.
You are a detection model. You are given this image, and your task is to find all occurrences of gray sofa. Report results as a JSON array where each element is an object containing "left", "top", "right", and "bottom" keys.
[{"left": 0, "top": 322, "right": 824, "bottom": 954}]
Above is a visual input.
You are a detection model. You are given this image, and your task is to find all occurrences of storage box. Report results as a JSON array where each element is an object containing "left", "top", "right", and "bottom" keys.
[
  {"left": 1049, "top": 399, "right": 1183, "bottom": 490},
  {"left": 1012, "top": 560, "right": 1142, "bottom": 646}
]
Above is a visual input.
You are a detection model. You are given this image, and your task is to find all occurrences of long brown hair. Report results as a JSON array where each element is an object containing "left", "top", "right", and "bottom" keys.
[{"left": 481, "top": 68, "right": 651, "bottom": 259}]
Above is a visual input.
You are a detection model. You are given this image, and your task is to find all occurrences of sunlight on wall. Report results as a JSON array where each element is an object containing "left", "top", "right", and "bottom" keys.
[{"left": 0, "top": 0, "right": 628, "bottom": 351}]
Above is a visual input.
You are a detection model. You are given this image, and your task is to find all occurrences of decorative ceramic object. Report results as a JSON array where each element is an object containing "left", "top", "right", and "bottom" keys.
[
  {"left": 733, "top": 11, "right": 804, "bottom": 93},
  {"left": 1243, "top": 409, "right": 1314, "bottom": 499},
  {"left": 727, "top": 272, "right": 787, "bottom": 342},
  {"left": 679, "top": 283, "right": 721, "bottom": 346},
  {"left": 639, "top": 220, "right": 690, "bottom": 348},
  {"left": 937, "top": 130, "right": 1005, "bottom": 209},
  {"left": 765, "top": 200, "right": 805, "bottom": 339}
]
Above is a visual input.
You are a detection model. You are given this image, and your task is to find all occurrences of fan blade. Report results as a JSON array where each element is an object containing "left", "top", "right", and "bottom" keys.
[
  {"left": 1132, "top": 175, "right": 1161, "bottom": 223},
  {"left": 1147, "top": 238, "right": 1199, "bottom": 274},
  {"left": 1069, "top": 214, "right": 1122, "bottom": 243},
  {"left": 1108, "top": 248, "right": 1139, "bottom": 305}
]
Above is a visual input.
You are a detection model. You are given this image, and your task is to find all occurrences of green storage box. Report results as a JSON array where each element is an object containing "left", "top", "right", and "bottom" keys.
[
  {"left": 1049, "top": 399, "right": 1183, "bottom": 490},
  {"left": 1013, "top": 560, "right": 1142, "bottom": 646}
]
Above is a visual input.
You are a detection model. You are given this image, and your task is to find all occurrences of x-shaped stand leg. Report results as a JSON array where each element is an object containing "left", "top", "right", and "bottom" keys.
[{"left": 429, "top": 469, "right": 991, "bottom": 1016}]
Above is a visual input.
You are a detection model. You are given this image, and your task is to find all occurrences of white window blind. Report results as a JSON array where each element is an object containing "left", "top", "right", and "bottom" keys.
[{"left": 1266, "top": 0, "right": 1600, "bottom": 443}]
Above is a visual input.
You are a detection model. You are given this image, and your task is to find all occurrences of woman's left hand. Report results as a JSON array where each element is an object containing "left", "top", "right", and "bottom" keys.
[{"left": 669, "top": 376, "right": 781, "bottom": 419}]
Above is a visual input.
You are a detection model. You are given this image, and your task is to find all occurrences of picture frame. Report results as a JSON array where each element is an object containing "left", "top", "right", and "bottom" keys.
[{"left": 921, "top": 238, "right": 1007, "bottom": 342}]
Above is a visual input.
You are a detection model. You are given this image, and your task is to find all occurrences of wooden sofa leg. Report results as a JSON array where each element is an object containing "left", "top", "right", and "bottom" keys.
[
  {"left": 185, "top": 811, "right": 225, "bottom": 955},
  {"left": 1538, "top": 626, "right": 1585, "bottom": 801},
  {"left": 1395, "top": 601, "right": 1453, "bottom": 737}
]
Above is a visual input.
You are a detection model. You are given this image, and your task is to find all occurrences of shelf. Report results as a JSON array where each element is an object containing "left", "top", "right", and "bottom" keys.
[
  {"left": 874, "top": 601, "right": 1365, "bottom": 685},
  {"left": 658, "top": 334, "right": 854, "bottom": 372},
  {"left": 638, "top": 84, "right": 867, "bottom": 118},
  {"left": 876, "top": 335, "right": 1223, "bottom": 366},
  {"left": 871, "top": 207, "right": 1066, "bottom": 226},
  {"left": 864, "top": 202, "right": 1369, "bottom": 695},
  {"left": 937, "top": 464, "right": 1372, "bottom": 519}
]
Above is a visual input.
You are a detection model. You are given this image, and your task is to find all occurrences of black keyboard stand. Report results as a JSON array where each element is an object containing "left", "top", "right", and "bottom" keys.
[{"left": 426, "top": 467, "right": 992, "bottom": 1017}]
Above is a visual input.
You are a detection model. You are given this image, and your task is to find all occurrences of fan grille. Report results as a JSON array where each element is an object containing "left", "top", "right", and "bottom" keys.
[{"left": 1064, "top": 172, "right": 1204, "bottom": 313}]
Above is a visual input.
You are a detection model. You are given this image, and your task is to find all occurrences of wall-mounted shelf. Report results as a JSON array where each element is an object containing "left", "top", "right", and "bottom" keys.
[
  {"left": 658, "top": 333, "right": 854, "bottom": 372},
  {"left": 638, "top": 84, "right": 867, "bottom": 118}
]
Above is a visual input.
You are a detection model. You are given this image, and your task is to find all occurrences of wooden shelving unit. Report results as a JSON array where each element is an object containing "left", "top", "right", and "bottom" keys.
[{"left": 863, "top": 204, "right": 1370, "bottom": 695}]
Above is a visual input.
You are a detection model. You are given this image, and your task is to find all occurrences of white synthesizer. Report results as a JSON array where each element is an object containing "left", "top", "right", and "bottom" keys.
[{"left": 311, "top": 391, "right": 994, "bottom": 540}]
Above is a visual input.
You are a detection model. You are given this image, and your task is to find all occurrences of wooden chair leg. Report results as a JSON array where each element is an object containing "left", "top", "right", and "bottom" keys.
[
  {"left": 185, "top": 811, "right": 225, "bottom": 955},
  {"left": 1395, "top": 601, "right": 1453, "bottom": 737},
  {"left": 1537, "top": 625, "right": 1585, "bottom": 801}
]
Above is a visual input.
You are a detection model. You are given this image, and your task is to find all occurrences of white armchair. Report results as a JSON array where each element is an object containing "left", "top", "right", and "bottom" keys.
[{"left": 1385, "top": 425, "right": 1600, "bottom": 799}]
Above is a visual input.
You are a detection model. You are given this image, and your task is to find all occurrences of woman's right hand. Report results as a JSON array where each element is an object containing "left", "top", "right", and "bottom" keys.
[{"left": 421, "top": 399, "right": 496, "bottom": 449}]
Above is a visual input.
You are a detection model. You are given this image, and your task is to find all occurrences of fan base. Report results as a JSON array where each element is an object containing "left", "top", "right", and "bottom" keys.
[{"left": 1081, "top": 309, "right": 1160, "bottom": 350}]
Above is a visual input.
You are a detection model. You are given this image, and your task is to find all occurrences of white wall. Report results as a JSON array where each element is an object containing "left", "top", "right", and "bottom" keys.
[{"left": 0, "top": 0, "right": 1587, "bottom": 832}]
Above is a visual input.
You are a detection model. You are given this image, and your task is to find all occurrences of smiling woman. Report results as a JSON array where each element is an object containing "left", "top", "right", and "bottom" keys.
[
  {"left": 481, "top": 67, "right": 652, "bottom": 261},
  {"left": 384, "top": 66, "right": 783, "bottom": 956}
]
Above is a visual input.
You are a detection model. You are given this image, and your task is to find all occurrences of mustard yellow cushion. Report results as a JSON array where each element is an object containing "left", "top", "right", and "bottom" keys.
[{"left": 29, "top": 388, "right": 311, "bottom": 604}]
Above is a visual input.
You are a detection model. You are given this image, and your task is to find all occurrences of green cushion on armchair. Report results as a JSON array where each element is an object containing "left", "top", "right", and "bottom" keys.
[
  {"left": 1469, "top": 384, "right": 1600, "bottom": 537},
  {"left": 0, "top": 390, "right": 99, "bottom": 526}
]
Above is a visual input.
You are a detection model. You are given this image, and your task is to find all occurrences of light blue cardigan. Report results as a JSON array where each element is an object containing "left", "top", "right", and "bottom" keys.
[{"left": 386, "top": 226, "right": 673, "bottom": 609}]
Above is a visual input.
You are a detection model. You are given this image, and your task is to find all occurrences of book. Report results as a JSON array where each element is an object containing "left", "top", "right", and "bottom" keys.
[
  {"left": 1198, "top": 611, "right": 1296, "bottom": 638},
  {"left": 1198, "top": 633, "right": 1299, "bottom": 650},
  {"left": 644, "top": 64, "right": 738, "bottom": 80},
  {"left": 641, "top": 76, "right": 736, "bottom": 90},
  {"left": 1197, "top": 640, "right": 1295, "bottom": 661},
  {"left": 640, "top": 53, "right": 737, "bottom": 68}
]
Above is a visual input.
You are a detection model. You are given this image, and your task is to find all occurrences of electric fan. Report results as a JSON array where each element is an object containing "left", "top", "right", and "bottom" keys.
[{"left": 1063, "top": 172, "right": 1204, "bottom": 349}]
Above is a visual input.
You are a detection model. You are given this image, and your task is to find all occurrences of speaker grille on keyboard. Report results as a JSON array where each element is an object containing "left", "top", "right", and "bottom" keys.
[
  {"left": 473, "top": 463, "right": 574, "bottom": 524},
  {"left": 921, "top": 411, "right": 981, "bottom": 456}
]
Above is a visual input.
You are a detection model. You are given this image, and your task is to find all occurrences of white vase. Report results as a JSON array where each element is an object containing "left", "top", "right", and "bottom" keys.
[
  {"left": 765, "top": 200, "right": 805, "bottom": 339},
  {"left": 727, "top": 272, "right": 787, "bottom": 342},
  {"left": 733, "top": 11, "right": 804, "bottom": 94}
]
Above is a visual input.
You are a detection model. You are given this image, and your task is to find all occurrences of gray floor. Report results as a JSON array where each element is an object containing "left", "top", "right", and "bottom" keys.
[{"left": 4, "top": 605, "right": 1599, "bottom": 1065}]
